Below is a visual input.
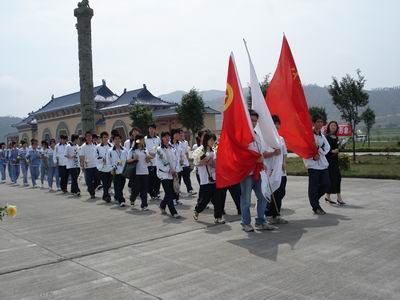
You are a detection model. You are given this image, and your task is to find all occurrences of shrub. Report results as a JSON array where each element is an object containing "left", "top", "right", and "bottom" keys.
[{"left": 339, "top": 155, "right": 351, "bottom": 171}]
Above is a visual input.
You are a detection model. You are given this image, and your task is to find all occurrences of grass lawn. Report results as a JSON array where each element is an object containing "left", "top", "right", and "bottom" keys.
[{"left": 287, "top": 155, "right": 400, "bottom": 180}]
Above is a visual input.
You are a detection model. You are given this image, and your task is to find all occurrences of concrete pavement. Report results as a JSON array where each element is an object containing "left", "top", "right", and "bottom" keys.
[{"left": 0, "top": 175, "right": 399, "bottom": 299}]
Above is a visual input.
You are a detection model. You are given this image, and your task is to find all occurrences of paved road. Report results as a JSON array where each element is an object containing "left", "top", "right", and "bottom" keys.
[{"left": 0, "top": 175, "right": 399, "bottom": 299}]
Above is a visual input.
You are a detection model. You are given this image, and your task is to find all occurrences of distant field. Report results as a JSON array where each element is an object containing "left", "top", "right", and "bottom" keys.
[
  {"left": 287, "top": 155, "right": 400, "bottom": 180},
  {"left": 369, "top": 127, "right": 400, "bottom": 140}
]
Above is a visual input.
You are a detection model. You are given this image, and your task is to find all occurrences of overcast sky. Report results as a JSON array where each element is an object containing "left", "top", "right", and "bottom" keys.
[{"left": 1, "top": 0, "right": 399, "bottom": 117}]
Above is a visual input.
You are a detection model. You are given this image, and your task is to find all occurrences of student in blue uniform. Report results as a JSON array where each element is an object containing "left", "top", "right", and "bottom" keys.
[
  {"left": 9, "top": 142, "right": 20, "bottom": 184},
  {"left": 47, "top": 139, "right": 60, "bottom": 191},
  {"left": 0, "top": 142, "right": 7, "bottom": 183},
  {"left": 40, "top": 140, "right": 49, "bottom": 189},
  {"left": 18, "top": 141, "right": 29, "bottom": 186},
  {"left": 26, "top": 139, "right": 41, "bottom": 188}
]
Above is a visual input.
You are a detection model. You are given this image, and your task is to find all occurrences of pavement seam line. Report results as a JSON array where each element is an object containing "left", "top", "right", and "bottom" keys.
[
  {"left": 0, "top": 217, "right": 242, "bottom": 276},
  {"left": 70, "top": 259, "right": 163, "bottom": 300}
]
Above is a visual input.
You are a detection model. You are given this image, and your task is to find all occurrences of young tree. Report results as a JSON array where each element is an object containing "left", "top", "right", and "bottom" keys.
[
  {"left": 309, "top": 106, "right": 328, "bottom": 124},
  {"left": 129, "top": 104, "right": 154, "bottom": 134},
  {"left": 247, "top": 74, "right": 270, "bottom": 108},
  {"left": 361, "top": 107, "right": 376, "bottom": 147},
  {"left": 328, "top": 69, "right": 369, "bottom": 162},
  {"left": 176, "top": 88, "right": 206, "bottom": 145}
]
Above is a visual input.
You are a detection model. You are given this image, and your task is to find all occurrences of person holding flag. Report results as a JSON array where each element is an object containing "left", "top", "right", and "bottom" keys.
[{"left": 216, "top": 53, "right": 277, "bottom": 233}]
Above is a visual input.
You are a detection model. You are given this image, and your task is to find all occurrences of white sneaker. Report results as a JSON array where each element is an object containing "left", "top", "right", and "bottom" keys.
[
  {"left": 141, "top": 207, "right": 149, "bottom": 211},
  {"left": 242, "top": 224, "right": 255, "bottom": 232},
  {"left": 255, "top": 223, "right": 278, "bottom": 231},
  {"left": 276, "top": 216, "right": 288, "bottom": 224},
  {"left": 172, "top": 214, "right": 181, "bottom": 219},
  {"left": 119, "top": 202, "right": 126, "bottom": 207}
]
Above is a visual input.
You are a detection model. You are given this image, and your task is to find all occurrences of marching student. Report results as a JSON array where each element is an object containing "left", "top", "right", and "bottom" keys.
[
  {"left": 54, "top": 135, "right": 68, "bottom": 193},
  {"left": 325, "top": 120, "right": 345, "bottom": 205},
  {"left": 6, "top": 143, "right": 13, "bottom": 180},
  {"left": 9, "top": 141, "right": 20, "bottom": 184},
  {"left": 170, "top": 128, "right": 184, "bottom": 205},
  {"left": 124, "top": 127, "right": 140, "bottom": 150},
  {"left": 240, "top": 110, "right": 277, "bottom": 232},
  {"left": 40, "top": 140, "right": 49, "bottom": 189},
  {"left": 127, "top": 134, "right": 150, "bottom": 210},
  {"left": 303, "top": 114, "right": 331, "bottom": 215},
  {"left": 26, "top": 139, "right": 41, "bottom": 188},
  {"left": 178, "top": 129, "right": 196, "bottom": 196},
  {"left": 79, "top": 132, "right": 98, "bottom": 199},
  {"left": 156, "top": 131, "right": 181, "bottom": 218},
  {"left": 264, "top": 115, "right": 289, "bottom": 225},
  {"left": 95, "top": 131, "right": 113, "bottom": 202},
  {"left": 193, "top": 132, "right": 225, "bottom": 224},
  {"left": 145, "top": 124, "right": 161, "bottom": 200},
  {"left": 18, "top": 140, "right": 29, "bottom": 186},
  {"left": 0, "top": 143, "right": 7, "bottom": 183},
  {"left": 65, "top": 134, "right": 81, "bottom": 196},
  {"left": 107, "top": 133, "right": 128, "bottom": 207},
  {"left": 47, "top": 139, "right": 60, "bottom": 191}
]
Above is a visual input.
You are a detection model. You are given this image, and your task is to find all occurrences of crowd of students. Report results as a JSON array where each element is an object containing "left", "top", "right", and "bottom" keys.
[{"left": 0, "top": 112, "right": 345, "bottom": 232}]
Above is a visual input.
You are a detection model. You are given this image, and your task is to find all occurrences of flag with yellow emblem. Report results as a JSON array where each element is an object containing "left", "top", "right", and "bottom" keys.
[{"left": 216, "top": 53, "right": 261, "bottom": 188}]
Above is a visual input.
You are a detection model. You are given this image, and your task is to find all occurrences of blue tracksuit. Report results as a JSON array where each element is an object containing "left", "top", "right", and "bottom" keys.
[
  {"left": 18, "top": 147, "right": 29, "bottom": 185},
  {"left": 27, "top": 149, "right": 41, "bottom": 186},
  {"left": 9, "top": 148, "right": 20, "bottom": 183},
  {"left": 0, "top": 148, "right": 6, "bottom": 181}
]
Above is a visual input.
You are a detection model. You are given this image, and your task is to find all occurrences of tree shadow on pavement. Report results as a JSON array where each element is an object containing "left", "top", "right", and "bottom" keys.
[{"left": 227, "top": 213, "right": 351, "bottom": 261}]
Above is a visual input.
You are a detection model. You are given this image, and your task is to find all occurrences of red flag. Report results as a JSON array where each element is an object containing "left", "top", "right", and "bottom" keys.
[
  {"left": 266, "top": 36, "right": 317, "bottom": 158},
  {"left": 216, "top": 53, "right": 261, "bottom": 188}
]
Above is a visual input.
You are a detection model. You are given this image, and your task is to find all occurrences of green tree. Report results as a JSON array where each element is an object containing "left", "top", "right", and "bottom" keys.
[
  {"left": 176, "top": 88, "right": 206, "bottom": 145},
  {"left": 328, "top": 69, "right": 369, "bottom": 162},
  {"left": 247, "top": 74, "right": 270, "bottom": 108},
  {"left": 309, "top": 106, "right": 328, "bottom": 124},
  {"left": 361, "top": 107, "right": 376, "bottom": 147},
  {"left": 129, "top": 104, "right": 154, "bottom": 134}
]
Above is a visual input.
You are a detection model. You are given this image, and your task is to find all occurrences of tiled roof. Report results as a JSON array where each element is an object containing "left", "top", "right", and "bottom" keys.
[
  {"left": 35, "top": 84, "right": 117, "bottom": 115},
  {"left": 13, "top": 114, "right": 36, "bottom": 128},
  {"left": 153, "top": 106, "right": 220, "bottom": 118},
  {"left": 101, "top": 84, "right": 173, "bottom": 110}
]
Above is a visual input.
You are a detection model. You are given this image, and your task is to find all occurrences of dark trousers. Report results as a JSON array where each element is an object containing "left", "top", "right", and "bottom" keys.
[
  {"left": 131, "top": 175, "right": 149, "bottom": 208},
  {"left": 59, "top": 166, "right": 68, "bottom": 192},
  {"left": 99, "top": 171, "right": 112, "bottom": 200},
  {"left": 160, "top": 179, "right": 178, "bottom": 215},
  {"left": 195, "top": 183, "right": 223, "bottom": 218},
  {"left": 148, "top": 166, "right": 160, "bottom": 197},
  {"left": 113, "top": 174, "right": 126, "bottom": 203},
  {"left": 218, "top": 184, "right": 241, "bottom": 214},
  {"left": 85, "top": 167, "right": 97, "bottom": 196},
  {"left": 68, "top": 168, "right": 80, "bottom": 194},
  {"left": 266, "top": 176, "right": 287, "bottom": 217},
  {"left": 308, "top": 169, "right": 330, "bottom": 210},
  {"left": 179, "top": 166, "right": 193, "bottom": 193}
]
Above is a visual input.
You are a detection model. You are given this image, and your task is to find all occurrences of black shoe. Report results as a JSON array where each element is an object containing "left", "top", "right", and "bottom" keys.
[
  {"left": 313, "top": 208, "right": 326, "bottom": 215},
  {"left": 90, "top": 195, "right": 96, "bottom": 199},
  {"left": 325, "top": 198, "right": 336, "bottom": 204},
  {"left": 337, "top": 199, "right": 346, "bottom": 205}
]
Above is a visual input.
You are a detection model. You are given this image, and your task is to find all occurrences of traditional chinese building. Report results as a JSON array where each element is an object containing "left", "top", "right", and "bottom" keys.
[{"left": 14, "top": 80, "right": 219, "bottom": 144}]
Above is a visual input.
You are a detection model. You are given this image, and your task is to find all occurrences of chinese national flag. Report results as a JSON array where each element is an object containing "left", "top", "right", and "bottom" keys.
[
  {"left": 216, "top": 53, "right": 261, "bottom": 188},
  {"left": 266, "top": 36, "right": 317, "bottom": 158}
]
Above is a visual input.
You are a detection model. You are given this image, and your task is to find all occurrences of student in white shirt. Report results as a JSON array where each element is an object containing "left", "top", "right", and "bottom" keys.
[
  {"left": 240, "top": 110, "right": 278, "bottom": 232},
  {"left": 65, "top": 134, "right": 81, "bottom": 196},
  {"left": 263, "top": 115, "right": 289, "bottom": 225},
  {"left": 156, "top": 131, "right": 181, "bottom": 218},
  {"left": 127, "top": 134, "right": 151, "bottom": 210},
  {"left": 178, "top": 129, "right": 196, "bottom": 196},
  {"left": 95, "top": 131, "right": 113, "bottom": 202},
  {"left": 170, "top": 128, "right": 184, "bottom": 205},
  {"left": 303, "top": 114, "right": 331, "bottom": 215},
  {"left": 80, "top": 131, "right": 98, "bottom": 199},
  {"left": 47, "top": 139, "right": 60, "bottom": 191},
  {"left": 193, "top": 132, "right": 225, "bottom": 224},
  {"left": 39, "top": 140, "right": 49, "bottom": 189},
  {"left": 124, "top": 127, "right": 140, "bottom": 150},
  {"left": 54, "top": 135, "right": 69, "bottom": 193},
  {"left": 107, "top": 133, "right": 128, "bottom": 207},
  {"left": 145, "top": 124, "right": 161, "bottom": 200}
]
